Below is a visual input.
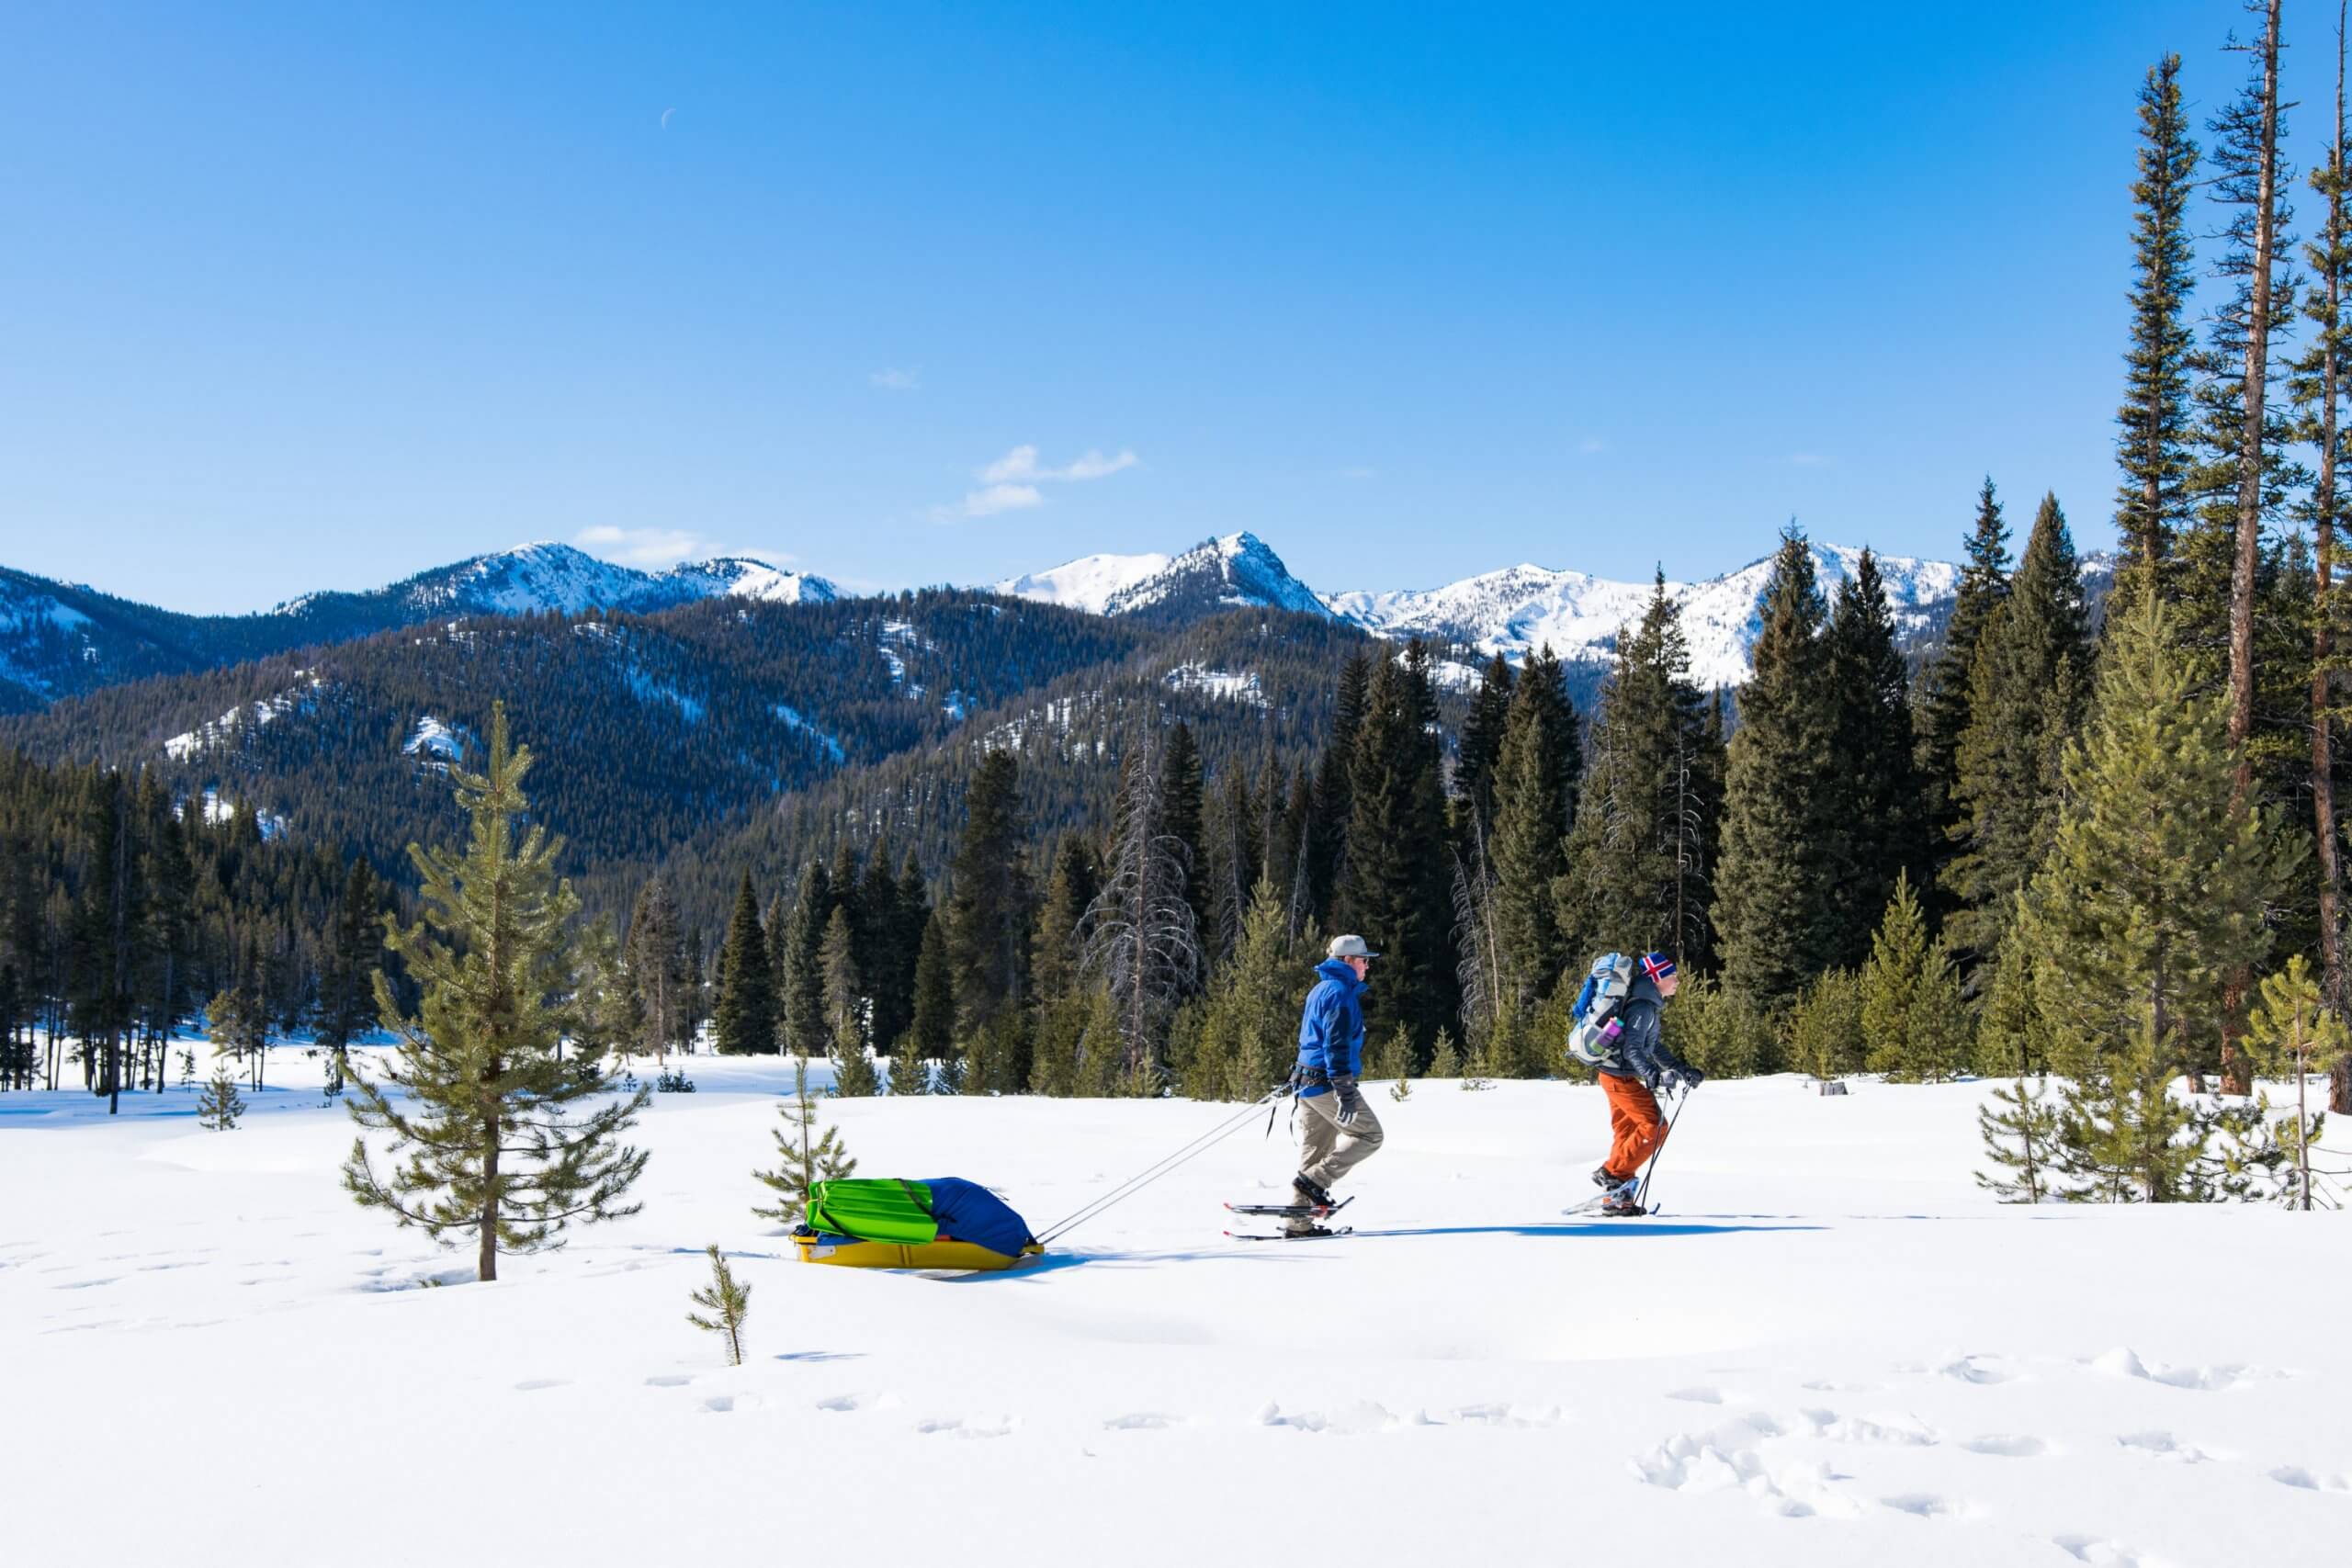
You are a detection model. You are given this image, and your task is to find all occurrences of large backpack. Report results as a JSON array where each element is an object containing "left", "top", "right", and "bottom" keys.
[{"left": 1566, "top": 953, "right": 1637, "bottom": 1066}]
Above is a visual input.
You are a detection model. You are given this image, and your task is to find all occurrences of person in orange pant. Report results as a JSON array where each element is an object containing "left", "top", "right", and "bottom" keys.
[{"left": 1584, "top": 953, "right": 1702, "bottom": 1214}]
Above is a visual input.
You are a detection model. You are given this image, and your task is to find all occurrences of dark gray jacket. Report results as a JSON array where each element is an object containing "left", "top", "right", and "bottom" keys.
[{"left": 1596, "top": 974, "right": 1693, "bottom": 1086}]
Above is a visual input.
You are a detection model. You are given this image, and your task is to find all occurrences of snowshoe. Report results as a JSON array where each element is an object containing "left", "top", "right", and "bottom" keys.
[
  {"left": 1225, "top": 1195, "right": 1353, "bottom": 1220},
  {"left": 1600, "top": 1192, "right": 1646, "bottom": 1217},
  {"left": 1226, "top": 1224, "right": 1353, "bottom": 1241}
]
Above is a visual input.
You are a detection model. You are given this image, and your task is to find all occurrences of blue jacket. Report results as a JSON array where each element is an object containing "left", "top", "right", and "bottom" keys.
[
  {"left": 1597, "top": 974, "right": 1693, "bottom": 1086},
  {"left": 1294, "top": 958, "right": 1367, "bottom": 1096}
]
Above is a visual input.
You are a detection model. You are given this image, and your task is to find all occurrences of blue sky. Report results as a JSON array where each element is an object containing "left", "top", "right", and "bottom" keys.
[{"left": 0, "top": 1, "right": 2319, "bottom": 612}]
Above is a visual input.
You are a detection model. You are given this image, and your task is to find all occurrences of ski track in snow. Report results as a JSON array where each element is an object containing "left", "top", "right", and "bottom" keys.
[{"left": 3, "top": 1059, "right": 2347, "bottom": 1566}]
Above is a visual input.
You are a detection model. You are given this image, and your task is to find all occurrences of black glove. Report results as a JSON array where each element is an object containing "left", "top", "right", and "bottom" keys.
[
  {"left": 1652, "top": 1068, "right": 1679, "bottom": 1097},
  {"left": 1332, "top": 1075, "right": 1366, "bottom": 1127},
  {"left": 1680, "top": 1065, "right": 1707, "bottom": 1090}
]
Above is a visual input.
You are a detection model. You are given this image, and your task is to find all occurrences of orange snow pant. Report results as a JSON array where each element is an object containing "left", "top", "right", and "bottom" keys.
[{"left": 1600, "top": 1073, "right": 1667, "bottom": 1181}]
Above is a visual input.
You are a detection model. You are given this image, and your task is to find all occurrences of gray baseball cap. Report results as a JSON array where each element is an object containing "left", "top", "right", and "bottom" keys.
[{"left": 1327, "top": 934, "right": 1380, "bottom": 960}]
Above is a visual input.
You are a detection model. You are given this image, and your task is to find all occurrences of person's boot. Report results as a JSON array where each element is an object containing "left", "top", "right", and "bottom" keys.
[
  {"left": 1600, "top": 1177, "right": 1645, "bottom": 1216},
  {"left": 1292, "top": 1174, "right": 1334, "bottom": 1213},
  {"left": 1591, "top": 1165, "right": 1621, "bottom": 1190}
]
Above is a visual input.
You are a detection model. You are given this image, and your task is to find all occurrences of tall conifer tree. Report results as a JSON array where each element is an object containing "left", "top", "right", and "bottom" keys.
[
  {"left": 343, "top": 705, "right": 650, "bottom": 1283},
  {"left": 947, "top": 750, "right": 1033, "bottom": 1032},
  {"left": 1714, "top": 527, "right": 1835, "bottom": 1005},
  {"left": 1915, "top": 480, "right": 2012, "bottom": 920},
  {"left": 2112, "top": 54, "right": 2201, "bottom": 620},
  {"left": 1335, "top": 643, "right": 1454, "bottom": 1045},
  {"left": 713, "top": 872, "right": 776, "bottom": 1055},
  {"left": 1945, "top": 493, "right": 2091, "bottom": 978},
  {"left": 1823, "top": 549, "right": 1928, "bottom": 970}
]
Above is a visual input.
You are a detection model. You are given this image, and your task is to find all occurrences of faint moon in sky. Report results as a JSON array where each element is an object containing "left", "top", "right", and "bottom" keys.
[{"left": 660, "top": 107, "right": 675, "bottom": 129}]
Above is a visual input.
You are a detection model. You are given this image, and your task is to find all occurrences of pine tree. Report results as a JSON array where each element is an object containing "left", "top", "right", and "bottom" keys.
[
  {"left": 314, "top": 857, "right": 379, "bottom": 1094},
  {"left": 909, "top": 908, "right": 955, "bottom": 1074},
  {"left": 2111, "top": 56, "right": 2201, "bottom": 620},
  {"left": 343, "top": 705, "right": 650, "bottom": 1282},
  {"left": 1916, "top": 480, "right": 2012, "bottom": 920},
  {"left": 2294, "top": 17, "right": 2352, "bottom": 1116},
  {"left": 2015, "top": 593, "right": 2287, "bottom": 1080},
  {"left": 1453, "top": 653, "right": 1516, "bottom": 844},
  {"left": 752, "top": 1058, "right": 857, "bottom": 1224},
  {"left": 1031, "top": 836, "right": 1099, "bottom": 1002},
  {"left": 197, "top": 1063, "right": 244, "bottom": 1131},
  {"left": 1945, "top": 492, "right": 2091, "bottom": 977},
  {"left": 685, "top": 1245, "right": 751, "bottom": 1367},
  {"left": 1334, "top": 643, "right": 1453, "bottom": 1046},
  {"left": 1306, "top": 652, "right": 1373, "bottom": 921},
  {"left": 1859, "top": 873, "right": 1968, "bottom": 1082},
  {"left": 565, "top": 912, "right": 639, "bottom": 1063},
  {"left": 1789, "top": 968, "right": 1864, "bottom": 1083},
  {"left": 1822, "top": 550, "right": 1927, "bottom": 969},
  {"left": 1559, "top": 573, "right": 1719, "bottom": 969},
  {"left": 1459, "top": 1022, "right": 1498, "bottom": 1089},
  {"left": 820, "top": 907, "right": 877, "bottom": 1096},
  {"left": 1425, "top": 1031, "right": 1461, "bottom": 1079},
  {"left": 1363, "top": 1019, "right": 1411, "bottom": 1084},
  {"left": 2055, "top": 1012, "right": 2204, "bottom": 1203},
  {"left": 714, "top": 872, "right": 777, "bottom": 1055},
  {"left": 206, "top": 931, "right": 268, "bottom": 1091},
  {"left": 1205, "top": 768, "right": 1263, "bottom": 963},
  {"left": 1975, "top": 1077, "right": 2063, "bottom": 1203},
  {"left": 626, "top": 876, "right": 685, "bottom": 1061},
  {"left": 778, "top": 863, "right": 832, "bottom": 1058},
  {"left": 1714, "top": 526, "right": 1835, "bottom": 1004},
  {"left": 1184, "top": 876, "right": 1296, "bottom": 1100},
  {"left": 948, "top": 750, "right": 1032, "bottom": 1033},
  {"left": 2245, "top": 953, "right": 2348, "bottom": 1208},
  {"left": 1488, "top": 646, "right": 1578, "bottom": 1005}
]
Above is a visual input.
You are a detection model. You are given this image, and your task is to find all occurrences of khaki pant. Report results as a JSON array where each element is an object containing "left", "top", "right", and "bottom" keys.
[{"left": 1296, "top": 1089, "right": 1384, "bottom": 1191}]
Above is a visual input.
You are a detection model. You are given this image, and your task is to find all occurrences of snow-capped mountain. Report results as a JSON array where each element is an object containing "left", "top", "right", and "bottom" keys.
[
  {"left": 0, "top": 544, "right": 838, "bottom": 712},
  {"left": 1328, "top": 545, "right": 1964, "bottom": 689},
  {"left": 272, "top": 541, "right": 836, "bottom": 625},
  {"left": 997, "top": 532, "right": 1332, "bottom": 621}
]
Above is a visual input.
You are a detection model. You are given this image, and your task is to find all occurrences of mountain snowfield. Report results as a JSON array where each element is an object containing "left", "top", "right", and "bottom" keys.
[
  {"left": 272, "top": 540, "right": 839, "bottom": 619},
  {"left": 1001, "top": 531, "right": 1971, "bottom": 687},
  {"left": 5, "top": 1050, "right": 2344, "bottom": 1567}
]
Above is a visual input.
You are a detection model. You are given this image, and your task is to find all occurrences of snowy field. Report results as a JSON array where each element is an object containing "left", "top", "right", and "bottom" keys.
[{"left": 4, "top": 1054, "right": 2348, "bottom": 1568}]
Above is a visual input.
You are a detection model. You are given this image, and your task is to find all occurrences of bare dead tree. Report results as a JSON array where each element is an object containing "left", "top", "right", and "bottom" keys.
[
  {"left": 1452, "top": 817, "right": 1505, "bottom": 1044},
  {"left": 1079, "top": 732, "right": 1203, "bottom": 1085}
]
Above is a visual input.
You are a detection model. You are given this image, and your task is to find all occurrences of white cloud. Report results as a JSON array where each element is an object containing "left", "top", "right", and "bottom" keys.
[
  {"left": 961, "top": 483, "right": 1045, "bottom": 517},
  {"left": 1577, "top": 438, "right": 1608, "bottom": 456},
  {"left": 575, "top": 526, "right": 797, "bottom": 568},
  {"left": 869, "top": 367, "right": 921, "bottom": 391},
  {"left": 937, "top": 443, "right": 1138, "bottom": 522},
  {"left": 978, "top": 444, "right": 1137, "bottom": 484},
  {"left": 575, "top": 525, "right": 710, "bottom": 569}
]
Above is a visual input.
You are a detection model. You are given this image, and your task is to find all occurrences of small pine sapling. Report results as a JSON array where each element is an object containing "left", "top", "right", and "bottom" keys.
[
  {"left": 176, "top": 1048, "right": 197, "bottom": 1089},
  {"left": 1364, "top": 1022, "right": 1410, "bottom": 1087},
  {"left": 1974, "top": 1077, "right": 2062, "bottom": 1202},
  {"left": 2055, "top": 1011, "right": 2202, "bottom": 1202},
  {"left": 831, "top": 1042, "right": 880, "bottom": 1098},
  {"left": 198, "top": 1066, "right": 244, "bottom": 1131},
  {"left": 1426, "top": 1032, "right": 1462, "bottom": 1079},
  {"left": 685, "top": 1244, "right": 752, "bottom": 1367},
  {"left": 1459, "top": 1022, "right": 1499, "bottom": 1090},
  {"left": 2244, "top": 954, "right": 2347, "bottom": 1210},
  {"left": 753, "top": 1059, "right": 858, "bottom": 1225}
]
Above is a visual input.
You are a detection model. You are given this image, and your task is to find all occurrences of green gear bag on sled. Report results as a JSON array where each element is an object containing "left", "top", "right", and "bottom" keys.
[{"left": 794, "top": 1177, "right": 1043, "bottom": 1271}]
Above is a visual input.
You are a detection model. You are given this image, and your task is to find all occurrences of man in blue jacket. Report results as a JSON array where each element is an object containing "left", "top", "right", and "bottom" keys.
[{"left": 1283, "top": 934, "right": 1384, "bottom": 1235}]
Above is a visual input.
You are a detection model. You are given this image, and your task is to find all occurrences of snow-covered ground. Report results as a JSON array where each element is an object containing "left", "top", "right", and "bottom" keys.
[{"left": 4, "top": 1057, "right": 2346, "bottom": 1567}]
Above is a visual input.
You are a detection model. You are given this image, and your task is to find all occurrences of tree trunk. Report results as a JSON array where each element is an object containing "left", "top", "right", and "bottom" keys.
[
  {"left": 478, "top": 1109, "right": 499, "bottom": 1282},
  {"left": 2225, "top": 0, "right": 2287, "bottom": 1098},
  {"left": 2327, "top": 5, "right": 2352, "bottom": 1119}
]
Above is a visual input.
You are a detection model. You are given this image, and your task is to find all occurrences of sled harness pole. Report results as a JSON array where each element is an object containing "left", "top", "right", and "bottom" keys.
[
  {"left": 1035, "top": 1089, "right": 1289, "bottom": 1246},
  {"left": 1635, "top": 1084, "right": 1694, "bottom": 1213}
]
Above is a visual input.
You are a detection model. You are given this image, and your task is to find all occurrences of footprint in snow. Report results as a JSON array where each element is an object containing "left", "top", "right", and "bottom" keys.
[
  {"left": 1938, "top": 1355, "right": 2010, "bottom": 1384},
  {"left": 513, "top": 1379, "right": 568, "bottom": 1393},
  {"left": 2090, "top": 1347, "right": 2260, "bottom": 1392},
  {"left": 1879, "top": 1494, "right": 1968, "bottom": 1518},
  {"left": 918, "top": 1416, "right": 1016, "bottom": 1438},
  {"left": 704, "top": 1396, "right": 735, "bottom": 1414},
  {"left": 1102, "top": 1413, "right": 1175, "bottom": 1430},
  {"left": 1667, "top": 1386, "right": 1724, "bottom": 1404},
  {"left": 1452, "top": 1403, "right": 1564, "bottom": 1428},
  {"left": 1961, "top": 1434, "right": 2047, "bottom": 1458},
  {"left": 2116, "top": 1430, "right": 2219, "bottom": 1464},
  {"left": 2052, "top": 1534, "right": 2177, "bottom": 1567},
  {"left": 2269, "top": 1465, "right": 2352, "bottom": 1493},
  {"left": 644, "top": 1375, "right": 694, "bottom": 1389}
]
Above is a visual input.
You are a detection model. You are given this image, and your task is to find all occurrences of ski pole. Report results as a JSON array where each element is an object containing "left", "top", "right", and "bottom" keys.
[{"left": 1634, "top": 1084, "right": 1693, "bottom": 1213}]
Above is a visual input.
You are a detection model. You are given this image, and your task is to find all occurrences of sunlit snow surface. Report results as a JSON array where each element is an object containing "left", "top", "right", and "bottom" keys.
[{"left": 4, "top": 1060, "right": 2344, "bottom": 1566}]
